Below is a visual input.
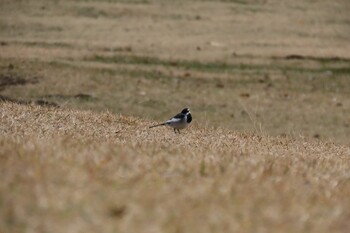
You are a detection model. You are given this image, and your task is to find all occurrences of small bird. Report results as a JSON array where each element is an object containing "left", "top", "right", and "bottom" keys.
[{"left": 149, "top": 108, "right": 192, "bottom": 133}]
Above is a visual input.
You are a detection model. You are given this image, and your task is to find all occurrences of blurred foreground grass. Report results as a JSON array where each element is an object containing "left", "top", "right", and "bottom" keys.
[{"left": 0, "top": 102, "right": 350, "bottom": 233}]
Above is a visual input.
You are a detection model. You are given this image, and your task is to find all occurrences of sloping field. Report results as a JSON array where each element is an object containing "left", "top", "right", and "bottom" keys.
[
  {"left": 1, "top": 102, "right": 350, "bottom": 233},
  {"left": 1, "top": 0, "right": 350, "bottom": 232},
  {"left": 1, "top": 0, "right": 350, "bottom": 143}
]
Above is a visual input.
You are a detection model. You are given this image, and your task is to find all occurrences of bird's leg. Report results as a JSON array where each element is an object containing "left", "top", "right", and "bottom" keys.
[
  {"left": 173, "top": 128, "right": 177, "bottom": 134},
  {"left": 177, "top": 129, "right": 181, "bottom": 134}
]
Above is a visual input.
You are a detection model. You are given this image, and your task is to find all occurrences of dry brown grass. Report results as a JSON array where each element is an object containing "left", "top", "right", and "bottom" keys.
[
  {"left": 1, "top": 102, "right": 350, "bottom": 233},
  {"left": 1, "top": 0, "right": 350, "bottom": 232},
  {"left": 1, "top": 0, "right": 350, "bottom": 143}
]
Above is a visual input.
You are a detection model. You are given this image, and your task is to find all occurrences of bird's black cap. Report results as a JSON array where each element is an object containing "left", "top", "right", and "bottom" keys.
[{"left": 181, "top": 108, "right": 190, "bottom": 114}]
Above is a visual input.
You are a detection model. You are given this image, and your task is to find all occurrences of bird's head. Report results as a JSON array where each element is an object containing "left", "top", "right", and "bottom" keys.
[{"left": 181, "top": 108, "right": 190, "bottom": 114}]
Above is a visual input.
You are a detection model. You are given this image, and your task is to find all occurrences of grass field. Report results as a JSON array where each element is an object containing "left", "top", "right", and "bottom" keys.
[
  {"left": 1, "top": 0, "right": 350, "bottom": 232},
  {"left": 1, "top": 102, "right": 350, "bottom": 233}
]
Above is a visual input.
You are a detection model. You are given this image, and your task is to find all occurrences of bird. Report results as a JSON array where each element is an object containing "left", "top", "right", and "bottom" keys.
[{"left": 149, "top": 108, "right": 192, "bottom": 133}]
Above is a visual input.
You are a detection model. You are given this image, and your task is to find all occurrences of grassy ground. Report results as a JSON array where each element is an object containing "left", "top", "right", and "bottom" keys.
[
  {"left": 1, "top": 102, "right": 350, "bottom": 233},
  {"left": 1, "top": 0, "right": 350, "bottom": 143},
  {"left": 0, "top": 0, "right": 350, "bottom": 232}
]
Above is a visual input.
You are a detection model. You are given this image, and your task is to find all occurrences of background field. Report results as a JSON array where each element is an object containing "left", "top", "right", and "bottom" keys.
[{"left": 0, "top": 0, "right": 350, "bottom": 232}]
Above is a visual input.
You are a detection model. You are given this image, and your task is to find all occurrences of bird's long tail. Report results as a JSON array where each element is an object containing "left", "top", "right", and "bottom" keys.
[{"left": 149, "top": 122, "right": 167, "bottom": 128}]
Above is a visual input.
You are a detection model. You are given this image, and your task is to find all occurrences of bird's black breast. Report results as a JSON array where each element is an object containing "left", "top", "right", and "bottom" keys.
[{"left": 187, "top": 113, "right": 192, "bottom": 123}]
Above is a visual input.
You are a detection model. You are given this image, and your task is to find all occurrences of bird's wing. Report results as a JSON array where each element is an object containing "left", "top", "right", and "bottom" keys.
[
  {"left": 171, "top": 113, "right": 183, "bottom": 119},
  {"left": 165, "top": 117, "right": 182, "bottom": 124}
]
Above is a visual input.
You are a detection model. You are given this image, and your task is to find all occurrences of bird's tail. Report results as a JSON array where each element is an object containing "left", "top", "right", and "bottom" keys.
[{"left": 149, "top": 122, "right": 167, "bottom": 128}]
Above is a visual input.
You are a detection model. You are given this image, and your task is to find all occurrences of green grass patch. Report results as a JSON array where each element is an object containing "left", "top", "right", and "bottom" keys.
[
  {"left": 85, "top": 52, "right": 350, "bottom": 76},
  {"left": 75, "top": 0, "right": 149, "bottom": 3},
  {"left": 87, "top": 54, "right": 350, "bottom": 77},
  {"left": 20, "top": 41, "right": 73, "bottom": 48},
  {"left": 87, "top": 54, "right": 267, "bottom": 73}
]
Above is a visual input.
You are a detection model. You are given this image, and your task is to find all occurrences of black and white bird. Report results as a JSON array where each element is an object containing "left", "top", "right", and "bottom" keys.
[{"left": 149, "top": 108, "right": 192, "bottom": 133}]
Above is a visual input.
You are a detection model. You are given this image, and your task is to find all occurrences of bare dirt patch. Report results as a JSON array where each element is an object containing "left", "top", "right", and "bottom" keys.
[
  {"left": 0, "top": 73, "right": 38, "bottom": 91},
  {"left": 0, "top": 94, "right": 59, "bottom": 107},
  {"left": 0, "top": 72, "right": 59, "bottom": 107}
]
